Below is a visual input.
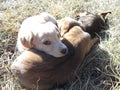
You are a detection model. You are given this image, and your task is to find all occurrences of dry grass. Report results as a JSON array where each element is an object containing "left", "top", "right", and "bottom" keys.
[{"left": 0, "top": 0, "right": 120, "bottom": 90}]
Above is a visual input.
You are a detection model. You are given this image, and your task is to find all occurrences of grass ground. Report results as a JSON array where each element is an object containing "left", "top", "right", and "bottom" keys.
[{"left": 0, "top": 0, "right": 120, "bottom": 90}]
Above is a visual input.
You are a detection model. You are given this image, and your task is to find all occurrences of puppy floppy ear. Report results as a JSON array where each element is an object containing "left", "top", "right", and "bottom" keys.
[{"left": 20, "top": 31, "right": 34, "bottom": 49}]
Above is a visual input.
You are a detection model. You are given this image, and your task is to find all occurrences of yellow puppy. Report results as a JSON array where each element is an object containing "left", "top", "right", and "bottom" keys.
[{"left": 17, "top": 12, "right": 68, "bottom": 57}]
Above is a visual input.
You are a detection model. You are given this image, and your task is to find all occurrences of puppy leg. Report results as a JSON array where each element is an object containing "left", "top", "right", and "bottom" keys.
[{"left": 86, "top": 37, "right": 99, "bottom": 54}]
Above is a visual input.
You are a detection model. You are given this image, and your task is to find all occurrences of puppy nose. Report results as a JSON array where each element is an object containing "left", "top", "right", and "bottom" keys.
[{"left": 60, "top": 48, "right": 68, "bottom": 54}]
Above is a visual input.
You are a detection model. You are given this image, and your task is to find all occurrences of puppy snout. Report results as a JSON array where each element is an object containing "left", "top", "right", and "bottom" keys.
[{"left": 60, "top": 48, "right": 68, "bottom": 54}]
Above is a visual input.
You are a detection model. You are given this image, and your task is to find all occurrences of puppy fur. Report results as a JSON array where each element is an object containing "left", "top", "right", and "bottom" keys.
[
  {"left": 57, "top": 17, "right": 82, "bottom": 36},
  {"left": 75, "top": 11, "right": 111, "bottom": 38},
  {"left": 17, "top": 12, "right": 68, "bottom": 57},
  {"left": 11, "top": 17, "right": 99, "bottom": 90}
]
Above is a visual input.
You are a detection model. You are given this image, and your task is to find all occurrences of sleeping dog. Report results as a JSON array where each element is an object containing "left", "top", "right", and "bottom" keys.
[
  {"left": 11, "top": 16, "right": 99, "bottom": 90},
  {"left": 17, "top": 12, "right": 68, "bottom": 57}
]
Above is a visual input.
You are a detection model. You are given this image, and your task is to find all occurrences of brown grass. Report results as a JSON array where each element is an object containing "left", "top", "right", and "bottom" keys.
[{"left": 0, "top": 0, "right": 120, "bottom": 90}]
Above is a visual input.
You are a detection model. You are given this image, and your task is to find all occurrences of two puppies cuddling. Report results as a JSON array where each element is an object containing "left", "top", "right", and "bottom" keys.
[{"left": 11, "top": 12, "right": 110, "bottom": 90}]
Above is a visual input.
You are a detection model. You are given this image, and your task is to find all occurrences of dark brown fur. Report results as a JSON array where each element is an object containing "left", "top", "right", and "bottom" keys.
[
  {"left": 75, "top": 12, "right": 111, "bottom": 38},
  {"left": 11, "top": 17, "right": 99, "bottom": 90}
]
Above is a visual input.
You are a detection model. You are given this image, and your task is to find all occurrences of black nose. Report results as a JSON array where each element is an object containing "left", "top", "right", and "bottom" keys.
[{"left": 60, "top": 48, "right": 68, "bottom": 54}]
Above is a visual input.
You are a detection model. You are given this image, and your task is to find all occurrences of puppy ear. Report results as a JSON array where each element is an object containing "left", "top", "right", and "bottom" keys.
[
  {"left": 20, "top": 32, "right": 34, "bottom": 49},
  {"left": 99, "top": 12, "right": 111, "bottom": 19}
]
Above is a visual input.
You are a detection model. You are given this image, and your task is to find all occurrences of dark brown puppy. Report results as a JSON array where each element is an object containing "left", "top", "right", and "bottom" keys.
[
  {"left": 75, "top": 11, "right": 111, "bottom": 38},
  {"left": 11, "top": 17, "right": 98, "bottom": 90}
]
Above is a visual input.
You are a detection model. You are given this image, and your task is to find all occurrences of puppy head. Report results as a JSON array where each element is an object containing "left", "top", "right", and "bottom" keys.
[
  {"left": 75, "top": 11, "right": 111, "bottom": 37},
  {"left": 75, "top": 11, "right": 111, "bottom": 28},
  {"left": 19, "top": 22, "right": 68, "bottom": 57},
  {"left": 75, "top": 11, "right": 111, "bottom": 21}
]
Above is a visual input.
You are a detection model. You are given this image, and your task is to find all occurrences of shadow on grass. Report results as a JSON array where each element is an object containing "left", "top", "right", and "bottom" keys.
[
  {"left": 78, "top": 45, "right": 112, "bottom": 90},
  {"left": 53, "top": 44, "right": 116, "bottom": 90}
]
